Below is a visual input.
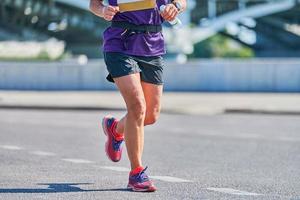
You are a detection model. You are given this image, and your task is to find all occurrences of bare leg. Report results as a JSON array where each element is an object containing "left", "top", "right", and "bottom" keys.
[
  {"left": 116, "top": 81, "right": 163, "bottom": 133},
  {"left": 114, "top": 73, "right": 146, "bottom": 170},
  {"left": 142, "top": 82, "right": 163, "bottom": 125}
]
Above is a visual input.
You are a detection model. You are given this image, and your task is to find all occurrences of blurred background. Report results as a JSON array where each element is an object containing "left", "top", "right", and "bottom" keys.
[{"left": 1, "top": 0, "right": 300, "bottom": 91}]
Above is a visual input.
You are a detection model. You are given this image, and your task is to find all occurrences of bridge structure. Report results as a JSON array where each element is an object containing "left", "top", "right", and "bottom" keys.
[
  {"left": 0, "top": 0, "right": 107, "bottom": 57},
  {"left": 182, "top": 0, "right": 300, "bottom": 57},
  {"left": 1, "top": 0, "right": 300, "bottom": 57}
]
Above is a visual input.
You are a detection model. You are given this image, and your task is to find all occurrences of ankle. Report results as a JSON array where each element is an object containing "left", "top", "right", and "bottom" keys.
[
  {"left": 130, "top": 166, "right": 144, "bottom": 176},
  {"left": 113, "top": 121, "right": 124, "bottom": 141},
  {"left": 115, "top": 123, "right": 123, "bottom": 135}
]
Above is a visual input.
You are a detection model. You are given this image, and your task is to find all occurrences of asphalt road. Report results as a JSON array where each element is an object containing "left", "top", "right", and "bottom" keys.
[{"left": 0, "top": 109, "right": 299, "bottom": 200}]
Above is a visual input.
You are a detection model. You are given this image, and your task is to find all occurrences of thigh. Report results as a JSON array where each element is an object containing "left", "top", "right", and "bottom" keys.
[
  {"left": 113, "top": 73, "right": 145, "bottom": 108},
  {"left": 141, "top": 81, "right": 163, "bottom": 115}
]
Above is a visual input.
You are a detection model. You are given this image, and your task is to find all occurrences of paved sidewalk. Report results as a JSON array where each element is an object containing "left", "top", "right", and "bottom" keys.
[{"left": 0, "top": 91, "right": 300, "bottom": 115}]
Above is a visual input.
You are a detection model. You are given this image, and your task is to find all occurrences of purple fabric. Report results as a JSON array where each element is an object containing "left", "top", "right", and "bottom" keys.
[{"left": 103, "top": 0, "right": 169, "bottom": 56}]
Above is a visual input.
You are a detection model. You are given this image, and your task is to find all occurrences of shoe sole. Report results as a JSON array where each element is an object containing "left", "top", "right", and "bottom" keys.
[
  {"left": 102, "top": 115, "right": 120, "bottom": 162},
  {"left": 127, "top": 184, "right": 156, "bottom": 192}
]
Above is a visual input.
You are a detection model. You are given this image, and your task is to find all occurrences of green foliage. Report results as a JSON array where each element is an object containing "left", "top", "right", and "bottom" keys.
[
  {"left": 0, "top": 52, "right": 67, "bottom": 62},
  {"left": 189, "top": 34, "right": 254, "bottom": 58},
  {"left": 37, "top": 50, "right": 51, "bottom": 60}
]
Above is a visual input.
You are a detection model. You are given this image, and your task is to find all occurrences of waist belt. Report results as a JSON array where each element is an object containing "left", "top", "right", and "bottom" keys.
[{"left": 111, "top": 21, "right": 162, "bottom": 33}]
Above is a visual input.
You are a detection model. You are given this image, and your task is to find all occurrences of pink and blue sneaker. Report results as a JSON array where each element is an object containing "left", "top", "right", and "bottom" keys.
[
  {"left": 102, "top": 115, "right": 124, "bottom": 162},
  {"left": 127, "top": 166, "right": 157, "bottom": 192}
]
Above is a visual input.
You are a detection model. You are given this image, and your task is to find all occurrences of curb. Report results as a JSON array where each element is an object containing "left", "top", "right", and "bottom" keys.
[
  {"left": 0, "top": 105, "right": 125, "bottom": 112},
  {"left": 0, "top": 104, "right": 300, "bottom": 116},
  {"left": 224, "top": 109, "right": 300, "bottom": 116}
]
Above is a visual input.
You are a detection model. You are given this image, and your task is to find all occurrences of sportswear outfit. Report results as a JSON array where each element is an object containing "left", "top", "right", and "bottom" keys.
[{"left": 101, "top": 0, "right": 169, "bottom": 192}]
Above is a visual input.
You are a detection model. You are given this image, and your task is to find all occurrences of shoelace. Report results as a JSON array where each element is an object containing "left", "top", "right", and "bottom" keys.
[
  {"left": 136, "top": 166, "right": 149, "bottom": 182},
  {"left": 108, "top": 118, "right": 123, "bottom": 151},
  {"left": 112, "top": 139, "right": 123, "bottom": 151}
]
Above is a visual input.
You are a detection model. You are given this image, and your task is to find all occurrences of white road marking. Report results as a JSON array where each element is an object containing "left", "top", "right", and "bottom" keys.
[
  {"left": 0, "top": 145, "right": 23, "bottom": 150},
  {"left": 61, "top": 158, "right": 94, "bottom": 164},
  {"left": 276, "top": 136, "right": 300, "bottom": 142},
  {"left": 236, "top": 134, "right": 262, "bottom": 139},
  {"left": 207, "top": 187, "right": 262, "bottom": 196},
  {"left": 0, "top": 118, "right": 92, "bottom": 129},
  {"left": 100, "top": 166, "right": 130, "bottom": 172},
  {"left": 150, "top": 176, "right": 192, "bottom": 183},
  {"left": 30, "top": 151, "right": 56, "bottom": 156}
]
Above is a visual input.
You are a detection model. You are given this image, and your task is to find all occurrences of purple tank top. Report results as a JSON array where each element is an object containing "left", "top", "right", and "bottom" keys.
[{"left": 102, "top": 0, "right": 168, "bottom": 56}]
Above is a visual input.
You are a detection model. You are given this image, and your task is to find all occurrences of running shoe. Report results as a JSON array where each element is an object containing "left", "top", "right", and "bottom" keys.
[
  {"left": 127, "top": 167, "right": 157, "bottom": 192},
  {"left": 102, "top": 115, "right": 124, "bottom": 162}
]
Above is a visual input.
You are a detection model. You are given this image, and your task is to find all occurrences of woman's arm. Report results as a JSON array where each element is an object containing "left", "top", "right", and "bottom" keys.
[{"left": 89, "top": 0, "right": 119, "bottom": 21}]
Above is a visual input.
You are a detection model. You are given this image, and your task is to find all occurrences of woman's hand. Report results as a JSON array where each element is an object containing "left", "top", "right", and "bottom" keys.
[
  {"left": 102, "top": 5, "right": 119, "bottom": 21},
  {"left": 89, "top": 0, "right": 119, "bottom": 21},
  {"left": 160, "top": 4, "right": 179, "bottom": 22}
]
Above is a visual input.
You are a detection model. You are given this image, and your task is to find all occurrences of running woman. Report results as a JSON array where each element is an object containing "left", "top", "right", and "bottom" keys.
[{"left": 90, "top": 0, "right": 186, "bottom": 192}]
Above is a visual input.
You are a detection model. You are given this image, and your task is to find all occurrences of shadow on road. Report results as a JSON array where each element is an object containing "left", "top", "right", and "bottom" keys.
[{"left": 0, "top": 183, "right": 130, "bottom": 193}]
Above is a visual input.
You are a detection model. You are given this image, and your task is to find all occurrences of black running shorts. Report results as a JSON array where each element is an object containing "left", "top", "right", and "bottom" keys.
[{"left": 103, "top": 52, "right": 164, "bottom": 85}]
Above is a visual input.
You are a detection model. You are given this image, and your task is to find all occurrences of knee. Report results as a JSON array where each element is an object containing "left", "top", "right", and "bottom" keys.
[
  {"left": 144, "top": 110, "right": 160, "bottom": 126},
  {"left": 127, "top": 98, "right": 146, "bottom": 121}
]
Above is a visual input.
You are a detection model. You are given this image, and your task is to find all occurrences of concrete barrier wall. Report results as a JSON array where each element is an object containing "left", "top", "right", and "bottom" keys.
[
  {"left": 0, "top": 59, "right": 300, "bottom": 92},
  {"left": 0, "top": 60, "right": 115, "bottom": 91}
]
